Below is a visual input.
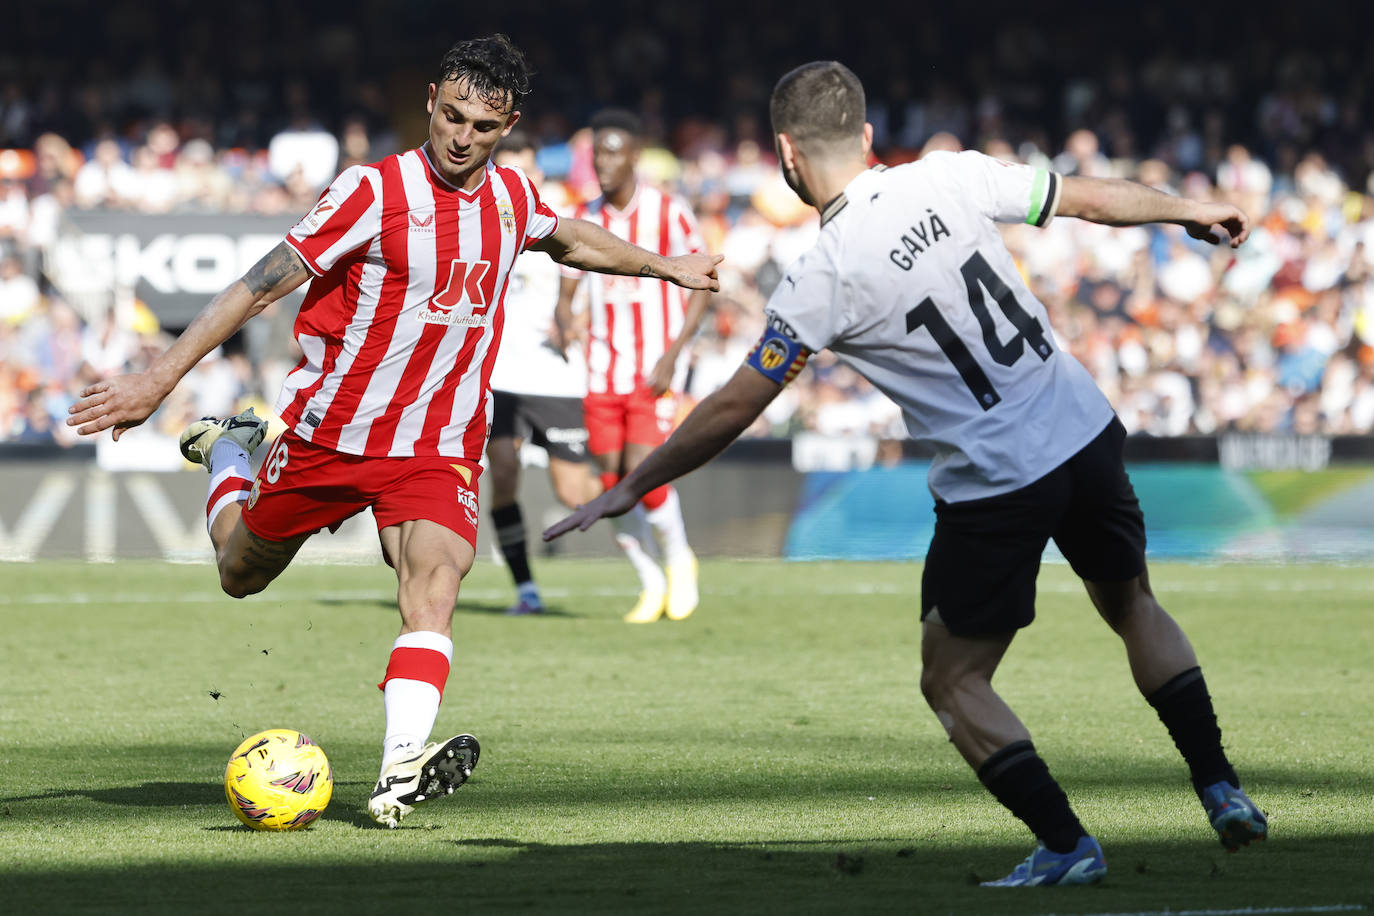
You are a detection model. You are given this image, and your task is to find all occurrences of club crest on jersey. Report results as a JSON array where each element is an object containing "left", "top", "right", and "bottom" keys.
[
  {"left": 421, "top": 259, "right": 492, "bottom": 327},
  {"left": 498, "top": 201, "right": 516, "bottom": 235}
]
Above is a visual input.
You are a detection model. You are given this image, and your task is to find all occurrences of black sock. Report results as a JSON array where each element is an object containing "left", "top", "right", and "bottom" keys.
[
  {"left": 1146, "top": 666, "right": 1239, "bottom": 799},
  {"left": 491, "top": 504, "right": 533, "bottom": 586},
  {"left": 977, "top": 740, "right": 1086, "bottom": 854}
]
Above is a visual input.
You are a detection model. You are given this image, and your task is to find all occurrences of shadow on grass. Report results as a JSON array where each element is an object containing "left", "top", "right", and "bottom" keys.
[
  {"left": 3, "top": 759, "right": 1369, "bottom": 815},
  {"left": 310, "top": 596, "right": 582, "bottom": 618},
  {"left": 2, "top": 832, "right": 1371, "bottom": 916}
]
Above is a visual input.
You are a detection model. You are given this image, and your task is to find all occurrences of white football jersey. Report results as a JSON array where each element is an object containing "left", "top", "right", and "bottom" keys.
[
  {"left": 488, "top": 247, "right": 587, "bottom": 398},
  {"left": 756, "top": 151, "right": 1114, "bottom": 502}
]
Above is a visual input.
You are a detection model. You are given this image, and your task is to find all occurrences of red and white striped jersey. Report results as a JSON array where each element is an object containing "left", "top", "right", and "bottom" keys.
[
  {"left": 565, "top": 184, "right": 704, "bottom": 395},
  {"left": 277, "top": 145, "right": 559, "bottom": 459}
]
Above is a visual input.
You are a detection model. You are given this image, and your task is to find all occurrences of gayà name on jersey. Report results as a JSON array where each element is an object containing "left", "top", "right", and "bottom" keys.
[{"left": 888, "top": 209, "right": 952, "bottom": 271}]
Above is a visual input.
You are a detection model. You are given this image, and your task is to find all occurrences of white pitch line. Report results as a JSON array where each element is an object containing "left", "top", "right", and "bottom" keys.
[
  {"left": 4, "top": 575, "right": 1374, "bottom": 605},
  {"left": 1053, "top": 905, "right": 1365, "bottom": 916}
]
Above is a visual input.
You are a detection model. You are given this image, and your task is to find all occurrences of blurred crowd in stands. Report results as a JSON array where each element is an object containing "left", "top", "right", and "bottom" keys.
[{"left": 4, "top": 1, "right": 1374, "bottom": 450}]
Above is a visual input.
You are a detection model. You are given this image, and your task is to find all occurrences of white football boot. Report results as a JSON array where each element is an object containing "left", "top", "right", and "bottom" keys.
[
  {"left": 179, "top": 407, "right": 267, "bottom": 470},
  {"left": 367, "top": 734, "right": 480, "bottom": 829}
]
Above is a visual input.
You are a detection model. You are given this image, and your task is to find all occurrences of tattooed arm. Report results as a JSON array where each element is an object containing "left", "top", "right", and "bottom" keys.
[
  {"left": 530, "top": 217, "right": 722, "bottom": 292},
  {"left": 67, "top": 242, "right": 311, "bottom": 440}
]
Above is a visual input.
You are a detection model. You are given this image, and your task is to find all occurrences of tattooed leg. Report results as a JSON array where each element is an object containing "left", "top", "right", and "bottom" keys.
[{"left": 215, "top": 517, "right": 310, "bottom": 599}]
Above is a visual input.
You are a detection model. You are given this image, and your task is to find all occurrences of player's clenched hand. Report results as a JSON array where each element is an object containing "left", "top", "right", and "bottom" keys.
[
  {"left": 660, "top": 253, "right": 722, "bottom": 292},
  {"left": 66, "top": 372, "right": 169, "bottom": 440},
  {"left": 645, "top": 352, "right": 675, "bottom": 397},
  {"left": 1183, "top": 202, "right": 1250, "bottom": 248},
  {"left": 543, "top": 486, "right": 640, "bottom": 541}
]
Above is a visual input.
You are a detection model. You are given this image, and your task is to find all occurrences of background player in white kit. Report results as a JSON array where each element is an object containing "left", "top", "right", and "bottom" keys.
[
  {"left": 486, "top": 132, "right": 599, "bottom": 615},
  {"left": 547, "top": 61, "right": 1267, "bottom": 885},
  {"left": 556, "top": 109, "right": 712, "bottom": 623}
]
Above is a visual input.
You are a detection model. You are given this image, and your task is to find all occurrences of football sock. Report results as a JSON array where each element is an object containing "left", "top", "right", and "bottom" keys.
[
  {"left": 643, "top": 486, "right": 691, "bottom": 565},
  {"left": 978, "top": 740, "right": 1087, "bottom": 854},
  {"left": 205, "top": 438, "right": 252, "bottom": 534},
  {"left": 378, "top": 630, "right": 453, "bottom": 774},
  {"left": 612, "top": 507, "right": 666, "bottom": 595},
  {"left": 491, "top": 503, "right": 534, "bottom": 586},
  {"left": 1146, "top": 666, "right": 1239, "bottom": 799}
]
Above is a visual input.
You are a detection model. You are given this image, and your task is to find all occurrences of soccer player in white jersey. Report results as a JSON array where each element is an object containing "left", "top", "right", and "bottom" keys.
[
  {"left": 486, "top": 132, "right": 599, "bottom": 615},
  {"left": 556, "top": 109, "right": 711, "bottom": 624},
  {"left": 547, "top": 61, "right": 1267, "bottom": 884},
  {"left": 67, "top": 35, "right": 720, "bottom": 829}
]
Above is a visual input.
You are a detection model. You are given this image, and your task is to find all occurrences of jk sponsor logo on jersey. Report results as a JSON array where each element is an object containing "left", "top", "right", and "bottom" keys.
[{"left": 421, "top": 259, "right": 492, "bottom": 327}]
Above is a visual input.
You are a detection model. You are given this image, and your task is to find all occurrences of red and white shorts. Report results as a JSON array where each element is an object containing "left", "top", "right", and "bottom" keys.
[
  {"left": 241, "top": 431, "right": 483, "bottom": 547},
  {"left": 583, "top": 388, "right": 678, "bottom": 456}
]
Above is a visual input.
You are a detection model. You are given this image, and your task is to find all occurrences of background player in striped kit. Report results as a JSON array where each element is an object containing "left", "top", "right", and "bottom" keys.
[
  {"left": 67, "top": 35, "right": 720, "bottom": 827},
  {"left": 486, "top": 131, "right": 599, "bottom": 615},
  {"left": 547, "top": 60, "right": 1265, "bottom": 885},
  {"left": 556, "top": 109, "right": 711, "bottom": 623}
]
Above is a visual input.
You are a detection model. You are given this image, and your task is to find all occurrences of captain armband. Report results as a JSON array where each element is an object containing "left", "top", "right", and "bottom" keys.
[{"left": 744, "top": 323, "right": 811, "bottom": 386}]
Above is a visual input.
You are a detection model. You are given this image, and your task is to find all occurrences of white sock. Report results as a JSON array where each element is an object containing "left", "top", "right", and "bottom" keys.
[
  {"left": 380, "top": 631, "right": 453, "bottom": 775},
  {"left": 645, "top": 487, "right": 691, "bottom": 565},
  {"left": 612, "top": 507, "right": 666, "bottom": 594},
  {"left": 205, "top": 439, "right": 252, "bottom": 534}
]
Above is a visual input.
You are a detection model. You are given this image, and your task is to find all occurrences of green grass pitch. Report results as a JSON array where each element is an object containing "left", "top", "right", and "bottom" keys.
[{"left": 1, "top": 558, "right": 1371, "bottom": 915}]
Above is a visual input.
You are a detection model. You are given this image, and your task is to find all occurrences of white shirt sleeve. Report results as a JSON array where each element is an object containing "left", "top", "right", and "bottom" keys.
[
  {"left": 762, "top": 249, "right": 843, "bottom": 352},
  {"left": 929, "top": 150, "right": 1062, "bottom": 227}
]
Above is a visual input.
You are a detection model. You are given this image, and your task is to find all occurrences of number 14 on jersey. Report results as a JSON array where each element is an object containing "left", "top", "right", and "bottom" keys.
[{"left": 905, "top": 251, "right": 1054, "bottom": 410}]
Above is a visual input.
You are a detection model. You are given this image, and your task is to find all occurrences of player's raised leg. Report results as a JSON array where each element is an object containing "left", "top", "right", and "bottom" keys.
[
  {"left": 1085, "top": 570, "right": 1266, "bottom": 850},
  {"left": 368, "top": 519, "right": 479, "bottom": 828},
  {"left": 180, "top": 407, "right": 308, "bottom": 597}
]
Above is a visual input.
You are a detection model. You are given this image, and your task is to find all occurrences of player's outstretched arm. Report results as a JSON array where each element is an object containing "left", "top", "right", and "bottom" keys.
[
  {"left": 1057, "top": 176, "right": 1250, "bottom": 247},
  {"left": 544, "top": 364, "right": 779, "bottom": 540},
  {"left": 531, "top": 217, "right": 722, "bottom": 292},
  {"left": 67, "top": 242, "right": 310, "bottom": 440}
]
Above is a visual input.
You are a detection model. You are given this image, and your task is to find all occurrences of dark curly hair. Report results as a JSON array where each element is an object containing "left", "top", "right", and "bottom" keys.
[
  {"left": 437, "top": 34, "right": 532, "bottom": 112},
  {"left": 588, "top": 108, "right": 643, "bottom": 138}
]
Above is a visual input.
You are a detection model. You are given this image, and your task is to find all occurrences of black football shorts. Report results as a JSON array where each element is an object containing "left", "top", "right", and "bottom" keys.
[
  {"left": 920, "top": 417, "right": 1146, "bottom": 636},
  {"left": 489, "top": 390, "right": 590, "bottom": 463}
]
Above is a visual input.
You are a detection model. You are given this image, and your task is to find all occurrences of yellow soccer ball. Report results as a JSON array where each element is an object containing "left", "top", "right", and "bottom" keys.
[{"left": 224, "top": 729, "right": 333, "bottom": 830}]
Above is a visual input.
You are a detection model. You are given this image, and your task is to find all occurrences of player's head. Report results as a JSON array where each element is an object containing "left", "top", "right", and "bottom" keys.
[
  {"left": 494, "top": 128, "right": 542, "bottom": 184},
  {"left": 427, "top": 34, "right": 531, "bottom": 184},
  {"left": 769, "top": 61, "right": 870, "bottom": 206},
  {"left": 589, "top": 108, "right": 643, "bottom": 199}
]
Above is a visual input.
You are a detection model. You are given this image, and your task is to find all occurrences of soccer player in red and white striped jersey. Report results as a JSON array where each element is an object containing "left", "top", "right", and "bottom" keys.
[
  {"left": 554, "top": 109, "right": 709, "bottom": 624},
  {"left": 68, "top": 36, "right": 720, "bottom": 828}
]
